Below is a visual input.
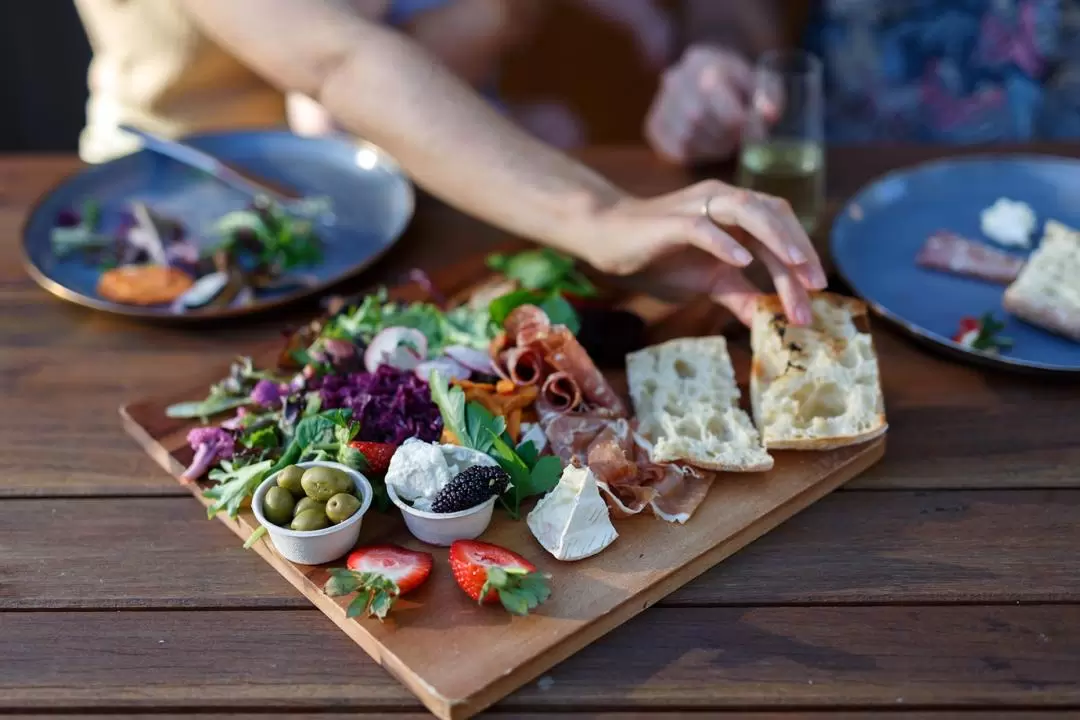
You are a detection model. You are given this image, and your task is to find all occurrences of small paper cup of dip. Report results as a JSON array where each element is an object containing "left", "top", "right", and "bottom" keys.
[
  {"left": 387, "top": 446, "right": 501, "bottom": 547},
  {"left": 252, "top": 460, "right": 373, "bottom": 565}
]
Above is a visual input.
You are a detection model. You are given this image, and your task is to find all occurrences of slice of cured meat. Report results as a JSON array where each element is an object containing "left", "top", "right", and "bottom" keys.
[
  {"left": 504, "top": 346, "right": 545, "bottom": 386},
  {"left": 538, "top": 326, "right": 626, "bottom": 415},
  {"left": 505, "top": 304, "right": 552, "bottom": 346},
  {"left": 916, "top": 231, "right": 1025, "bottom": 284},
  {"left": 541, "top": 411, "right": 712, "bottom": 523},
  {"left": 540, "top": 371, "right": 582, "bottom": 413}
]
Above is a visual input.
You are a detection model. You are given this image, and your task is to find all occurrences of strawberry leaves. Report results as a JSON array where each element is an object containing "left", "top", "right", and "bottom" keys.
[
  {"left": 479, "top": 566, "right": 551, "bottom": 616},
  {"left": 324, "top": 568, "right": 400, "bottom": 620}
]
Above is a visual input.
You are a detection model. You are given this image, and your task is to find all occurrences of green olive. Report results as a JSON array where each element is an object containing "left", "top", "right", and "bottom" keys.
[
  {"left": 325, "top": 493, "right": 362, "bottom": 524},
  {"left": 300, "top": 466, "right": 353, "bottom": 502},
  {"left": 262, "top": 486, "right": 296, "bottom": 526},
  {"left": 293, "top": 496, "right": 326, "bottom": 518},
  {"left": 290, "top": 508, "right": 330, "bottom": 532},
  {"left": 276, "top": 465, "right": 305, "bottom": 496}
]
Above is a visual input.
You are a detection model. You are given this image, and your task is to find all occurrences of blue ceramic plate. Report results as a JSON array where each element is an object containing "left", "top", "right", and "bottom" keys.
[
  {"left": 22, "top": 130, "right": 414, "bottom": 320},
  {"left": 831, "top": 155, "right": 1080, "bottom": 374}
]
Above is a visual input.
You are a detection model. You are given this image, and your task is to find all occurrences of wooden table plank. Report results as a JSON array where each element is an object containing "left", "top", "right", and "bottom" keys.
[
  {"left": 5, "top": 490, "right": 1079, "bottom": 610},
  {"left": 3, "top": 607, "right": 1077, "bottom": 710}
]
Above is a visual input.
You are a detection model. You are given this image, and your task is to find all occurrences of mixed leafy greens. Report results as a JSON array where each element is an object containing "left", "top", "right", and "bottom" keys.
[{"left": 429, "top": 370, "right": 561, "bottom": 518}]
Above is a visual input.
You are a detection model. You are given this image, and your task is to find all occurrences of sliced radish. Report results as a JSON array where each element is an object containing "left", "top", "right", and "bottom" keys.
[
  {"left": 444, "top": 345, "right": 496, "bottom": 375},
  {"left": 364, "top": 327, "right": 428, "bottom": 372},
  {"left": 415, "top": 357, "right": 471, "bottom": 383}
]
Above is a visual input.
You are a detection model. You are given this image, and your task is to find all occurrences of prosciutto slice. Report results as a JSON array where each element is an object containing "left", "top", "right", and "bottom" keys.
[
  {"left": 537, "top": 326, "right": 626, "bottom": 415},
  {"left": 916, "top": 231, "right": 1025, "bottom": 284},
  {"left": 542, "top": 411, "right": 714, "bottom": 523}
]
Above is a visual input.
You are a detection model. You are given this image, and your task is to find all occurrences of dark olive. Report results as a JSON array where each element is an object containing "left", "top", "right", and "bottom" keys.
[
  {"left": 262, "top": 486, "right": 296, "bottom": 526},
  {"left": 290, "top": 508, "right": 330, "bottom": 532},
  {"left": 276, "top": 465, "right": 305, "bottom": 496},
  {"left": 300, "top": 466, "right": 353, "bottom": 502},
  {"left": 325, "top": 493, "right": 362, "bottom": 524}
]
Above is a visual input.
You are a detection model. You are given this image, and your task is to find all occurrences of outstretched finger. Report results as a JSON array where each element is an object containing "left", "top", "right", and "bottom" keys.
[
  {"left": 661, "top": 215, "right": 754, "bottom": 268},
  {"left": 756, "top": 240, "right": 812, "bottom": 325},
  {"left": 706, "top": 189, "right": 823, "bottom": 281}
]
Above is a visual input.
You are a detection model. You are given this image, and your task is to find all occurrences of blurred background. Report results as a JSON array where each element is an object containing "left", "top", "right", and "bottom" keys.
[{"left": 0, "top": 0, "right": 805, "bottom": 151}]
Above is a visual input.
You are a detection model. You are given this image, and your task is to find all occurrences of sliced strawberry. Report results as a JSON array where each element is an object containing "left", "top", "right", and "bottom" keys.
[
  {"left": 323, "top": 545, "right": 433, "bottom": 620},
  {"left": 449, "top": 540, "right": 551, "bottom": 616},
  {"left": 348, "top": 441, "right": 397, "bottom": 475},
  {"left": 952, "top": 316, "right": 981, "bottom": 343}
]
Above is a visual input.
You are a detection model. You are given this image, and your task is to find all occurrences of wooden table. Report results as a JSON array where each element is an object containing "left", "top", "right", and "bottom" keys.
[{"left": 3, "top": 146, "right": 1079, "bottom": 719}]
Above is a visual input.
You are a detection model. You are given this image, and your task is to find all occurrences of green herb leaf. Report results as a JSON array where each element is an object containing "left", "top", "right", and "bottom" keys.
[
  {"left": 527, "top": 456, "right": 563, "bottom": 497},
  {"left": 242, "top": 426, "right": 279, "bottom": 450},
  {"left": 242, "top": 525, "right": 268, "bottom": 549},
  {"left": 465, "top": 402, "right": 506, "bottom": 452},
  {"left": 429, "top": 371, "right": 468, "bottom": 444},
  {"left": 488, "top": 290, "right": 580, "bottom": 335},
  {"left": 515, "top": 439, "right": 539, "bottom": 468},
  {"left": 165, "top": 394, "right": 252, "bottom": 420},
  {"left": 203, "top": 459, "right": 274, "bottom": 519}
]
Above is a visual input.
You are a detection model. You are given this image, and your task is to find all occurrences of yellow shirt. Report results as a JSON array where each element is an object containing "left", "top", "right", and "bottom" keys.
[{"left": 75, "top": 0, "right": 288, "bottom": 163}]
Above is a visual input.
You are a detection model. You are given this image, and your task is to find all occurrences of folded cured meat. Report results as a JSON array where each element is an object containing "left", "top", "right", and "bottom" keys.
[
  {"left": 540, "top": 371, "right": 582, "bottom": 413},
  {"left": 493, "top": 303, "right": 625, "bottom": 416},
  {"left": 542, "top": 411, "right": 715, "bottom": 523},
  {"left": 916, "top": 231, "right": 1025, "bottom": 284}
]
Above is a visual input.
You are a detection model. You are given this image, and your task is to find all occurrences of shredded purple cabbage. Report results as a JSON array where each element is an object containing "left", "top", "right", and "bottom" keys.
[{"left": 315, "top": 365, "right": 442, "bottom": 445}]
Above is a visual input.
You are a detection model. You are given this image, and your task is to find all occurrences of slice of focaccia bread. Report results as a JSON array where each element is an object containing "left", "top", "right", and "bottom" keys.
[
  {"left": 626, "top": 337, "right": 774, "bottom": 472},
  {"left": 751, "top": 293, "right": 887, "bottom": 450},
  {"left": 1003, "top": 220, "right": 1080, "bottom": 342}
]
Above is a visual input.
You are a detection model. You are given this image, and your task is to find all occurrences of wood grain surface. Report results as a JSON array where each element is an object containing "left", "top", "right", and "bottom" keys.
[
  {"left": 5, "top": 489, "right": 1079, "bottom": 610},
  {"left": 3, "top": 146, "right": 1080, "bottom": 719}
]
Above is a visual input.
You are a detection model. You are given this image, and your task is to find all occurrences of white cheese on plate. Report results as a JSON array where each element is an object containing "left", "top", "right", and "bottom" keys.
[
  {"left": 527, "top": 465, "right": 617, "bottom": 562},
  {"left": 980, "top": 197, "right": 1036, "bottom": 248},
  {"left": 385, "top": 438, "right": 452, "bottom": 512}
]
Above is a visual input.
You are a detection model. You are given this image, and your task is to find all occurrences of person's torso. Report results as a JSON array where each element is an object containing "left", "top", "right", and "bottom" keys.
[
  {"left": 807, "top": 0, "right": 1080, "bottom": 143},
  {"left": 75, "top": 0, "right": 289, "bottom": 162}
]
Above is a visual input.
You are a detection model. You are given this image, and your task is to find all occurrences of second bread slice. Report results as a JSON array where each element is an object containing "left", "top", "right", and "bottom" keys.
[{"left": 626, "top": 337, "right": 774, "bottom": 472}]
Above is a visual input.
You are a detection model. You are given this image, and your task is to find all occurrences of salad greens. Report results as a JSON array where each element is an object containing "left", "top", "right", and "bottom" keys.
[
  {"left": 50, "top": 199, "right": 110, "bottom": 258},
  {"left": 166, "top": 356, "right": 282, "bottom": 420},
  {"left": 215, "top": 197, "right": 322, "bottom": 271},
  {"left": 429, "top": 371, "right": 561, "bottom": 517},
  {"left": 325, "top": 288, "right": 495, "bottom": 355},
  {"left": 489, "top": 289, "right": 580, "bottom": 335},
  {"left": 487, "top": 248, "right": 596, "bottom": 297},
  {"left": 204, "top": 409, "right": 364, "bottom": 520}
]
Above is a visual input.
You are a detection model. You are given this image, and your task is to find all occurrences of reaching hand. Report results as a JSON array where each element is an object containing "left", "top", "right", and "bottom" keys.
[
  {"left": 572, "top": 179, "right": 826, "bottom": 326},
  {"left": 644, "top": 45, "right": 756, "bottom": 165}
]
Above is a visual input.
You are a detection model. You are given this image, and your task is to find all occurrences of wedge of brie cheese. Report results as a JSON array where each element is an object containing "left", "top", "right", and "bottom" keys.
[{"left": 527, "top": 465, "right": 618, "bottom": 561}]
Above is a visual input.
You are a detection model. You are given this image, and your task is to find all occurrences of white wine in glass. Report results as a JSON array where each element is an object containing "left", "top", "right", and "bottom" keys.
[
  {"left": 737, "top": 139, "right": 824, "bottom": 234},
  {"left": 738, "top": 50, "right": 825, "bottom": 234}
]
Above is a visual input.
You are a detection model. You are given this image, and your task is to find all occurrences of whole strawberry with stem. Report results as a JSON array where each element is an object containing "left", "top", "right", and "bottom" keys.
[
  {"left": 323, "top": 545, "right": 432, "bottom": 620},
  {"left": 449, "top": 540, "right": 551, "bottom": 616}
]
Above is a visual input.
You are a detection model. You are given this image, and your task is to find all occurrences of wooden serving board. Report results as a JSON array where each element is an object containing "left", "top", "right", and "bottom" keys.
[{"left": 121, "top": 253, "right": 885, "bottom": 720}]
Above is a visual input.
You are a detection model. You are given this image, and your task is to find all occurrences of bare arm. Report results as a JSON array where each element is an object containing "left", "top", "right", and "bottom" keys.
[{"left": 180, "top": 0, "right": 620, "bottom": 260}]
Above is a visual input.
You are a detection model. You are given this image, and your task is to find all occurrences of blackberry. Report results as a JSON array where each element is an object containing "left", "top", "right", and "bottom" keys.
[{"left": 430, "top": 466, "right": 511, "bottom": 513}]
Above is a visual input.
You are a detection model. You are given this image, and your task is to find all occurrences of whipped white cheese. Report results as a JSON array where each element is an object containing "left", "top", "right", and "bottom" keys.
[
  {"left": 385, "top": 439, "right": 500, "bottom": 511},
  {"left": 385, "top": 439, "right": 452, "bottom": 512},
  {"left": 527, "top": 465, "right": 617, "bottom": 561},
  {"left": 980, "top": 198, "right": 1036, "bottom": 248}
]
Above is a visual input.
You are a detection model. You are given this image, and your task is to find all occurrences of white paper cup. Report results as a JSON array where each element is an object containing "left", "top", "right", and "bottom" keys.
[
  {"left": 252, "top": 460, "right": 373, "bottom": 565},
  {"left": 387, "top": 481, "right": 496, "bottom": 546}
]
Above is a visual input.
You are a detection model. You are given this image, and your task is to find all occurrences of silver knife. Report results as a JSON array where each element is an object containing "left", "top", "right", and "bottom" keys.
[{"left": 119, "top": 124, "right": 308, "bottom": 209}]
